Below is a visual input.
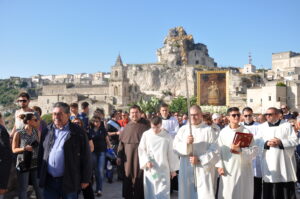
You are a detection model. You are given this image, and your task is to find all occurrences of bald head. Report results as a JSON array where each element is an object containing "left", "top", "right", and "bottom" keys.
[{"left": 189, "top": 105, "right": 202, "bottom": 125}]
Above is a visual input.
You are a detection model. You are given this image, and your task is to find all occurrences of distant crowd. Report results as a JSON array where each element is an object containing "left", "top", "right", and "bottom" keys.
[{"left": 0, "top": 92, "right": 300, "bottom": 199}]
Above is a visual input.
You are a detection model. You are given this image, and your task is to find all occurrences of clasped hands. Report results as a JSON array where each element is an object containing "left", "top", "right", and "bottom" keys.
[
  {"left": 267, "top": 137, "right": 282, "bottom": 147},
  {"left": 187, "top": 135, "right": 200, "bottom": 165}
]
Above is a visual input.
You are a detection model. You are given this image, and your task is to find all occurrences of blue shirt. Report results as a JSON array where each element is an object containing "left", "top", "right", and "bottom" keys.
[
  {"left": 47, "top": 123, "right": 70, "bottom": 177},
  {"left": 79, "top": 112, "right": 89, "bottom": 130}
]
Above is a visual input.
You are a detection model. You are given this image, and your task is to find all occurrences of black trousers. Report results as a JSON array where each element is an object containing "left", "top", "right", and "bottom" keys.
[
  {"left": 171, "top": 170, "right": 179, "bottom": 192},
  {"left": 263, "top": 181, "right": 296, "bottom": 199},
  {"left": 254, "top": 177, "right": 262, "bottom": 199},
  {"left": 122, "top": 171, "right": 144, "bottom": 199},
  {"left": 81, "top": 183, "right": 94, "bottom": 199}
]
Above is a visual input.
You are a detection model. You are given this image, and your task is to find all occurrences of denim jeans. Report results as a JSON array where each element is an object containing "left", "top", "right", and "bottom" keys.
[
  {"left": 93, "top": 152, "right": 106, "bottom": 192},
  {"left": 43, "top": 175, "right": 77, "bottom": 199},
  {"left": 17, "top": 169, "right": 43, "bottom": 199}
]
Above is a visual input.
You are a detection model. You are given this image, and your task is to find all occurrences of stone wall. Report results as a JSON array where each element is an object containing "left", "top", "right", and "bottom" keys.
[{"left": 126, "top": 64, "right": 195, "bottom": 98}]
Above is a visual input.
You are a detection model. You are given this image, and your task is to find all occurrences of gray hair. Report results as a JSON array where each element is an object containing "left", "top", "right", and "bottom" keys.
[
  {"left": 53, "top": 102, "right": 70, "bottom": 114},
  {"left": 190, "top": 105, "right": 202, "bottom": 113}
]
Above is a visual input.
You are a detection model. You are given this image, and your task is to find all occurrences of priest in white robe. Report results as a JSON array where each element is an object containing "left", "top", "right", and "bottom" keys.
[
  {"left": 138, "top": 116, "right": 179, "bottom": 199},
  {"left": 173, "top": 105, "right": 219, "bottom": 199},
  {"left": 216, "top": 107, "right": 258, "bottom": 199},
  {"left": 241, "top": 107, "right": 262, "bottom": 199},
  {"left": 258, "top": 107, "right": 298, "bottom": 199}
]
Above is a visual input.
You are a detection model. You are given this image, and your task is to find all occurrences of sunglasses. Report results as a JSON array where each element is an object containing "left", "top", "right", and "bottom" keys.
[
  {"left": 264, "top": 113, "right": 275, "bottom": 117},
  {"left": 243, "top": 114, "right": 252, "bottom": 118},
  {"left": 18, "top": 100, "right": 28, "bottom": 103},
  {"left": 32, "top": 118, "right": 38, "bottom": 122},
  {"left": 230, "top": 114, "right": 241, "bottom": 118}
]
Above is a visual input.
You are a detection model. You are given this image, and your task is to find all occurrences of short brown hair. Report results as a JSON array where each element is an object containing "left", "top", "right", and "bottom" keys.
[
  {"left": 129, "top": 105, "right": 141, "bottom": 112},
  {"left": 18, "top": 92, "right": 30, "bottom": 100},
  {"left": 150, "top": 116, "right": 162, "bottom": 126},
  {"left": 70, "top": 103, "right": 78, "bottom": 108}
]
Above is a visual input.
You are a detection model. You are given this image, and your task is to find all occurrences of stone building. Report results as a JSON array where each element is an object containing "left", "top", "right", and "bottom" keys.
[
  {"left": 157, "top": 27, "right": 216, "bottom": 67},
  {"left": 247, "top": 50, "right": 300, "bottom": 113},
  {"left": 267, "top": 51, "right": 300, "bottom": 80},
  {"left": 32, "top": 27, "right": 264, "bottom": 115}
]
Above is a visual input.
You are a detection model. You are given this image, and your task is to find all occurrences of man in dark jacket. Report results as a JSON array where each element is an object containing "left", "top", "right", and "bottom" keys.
[
  {"left": 0, "top": 124, "right": 13, "bottom": 199},
  {"left": 39, "top": 102, "right": 92, "bottom": 199}
]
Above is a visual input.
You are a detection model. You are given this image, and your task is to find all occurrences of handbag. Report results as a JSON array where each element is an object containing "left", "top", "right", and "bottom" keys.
[{"left": 16, "top": 140, "right": 39, "bottom": 173}]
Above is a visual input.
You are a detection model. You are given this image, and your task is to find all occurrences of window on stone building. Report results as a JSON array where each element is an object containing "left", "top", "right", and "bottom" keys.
[
  {"left": 195, "top": 60, "right": 199, "bottom": 65},
  {"left": 250, "top": 99, "right": 253, "bottom": 103},
  {"left": 194, "top": 52, "right": 197, "bottom": 57},
  {"left": 114, "top": 86, "right": 118, "bottom": 96},
  {"left": 115, "top": 71, "right": 118, "bottom": 78},
  {"left": 47, "top": 99, "right": 49, "bottom": 104},
  {"left": 269, "top": 96, "right": 271, "bottom": 101},
  {"left": 277, "top": 97, "right": 280, "bottom": 101}
]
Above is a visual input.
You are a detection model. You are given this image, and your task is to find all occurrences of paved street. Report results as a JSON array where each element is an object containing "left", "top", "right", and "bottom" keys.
[{"left": 79, "top": 177, "right": 178, "bottom": 199}]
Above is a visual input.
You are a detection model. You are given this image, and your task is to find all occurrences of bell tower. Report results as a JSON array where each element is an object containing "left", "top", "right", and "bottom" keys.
[{"left": 109, "top": 55, "right": 130, "bottom": 107}]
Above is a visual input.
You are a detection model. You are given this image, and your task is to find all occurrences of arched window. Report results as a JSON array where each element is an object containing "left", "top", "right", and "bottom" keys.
[{"left": 114, "top": 86, "right": 118, "bottom": 96}]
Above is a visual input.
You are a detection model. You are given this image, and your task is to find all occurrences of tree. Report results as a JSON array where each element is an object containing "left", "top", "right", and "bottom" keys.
[
  {"left": 136, "top": 97, "right": 162, "bottom": 114},
  {"left": 169, "top": 96, "right": 197, "bottom": 114},
  {"left": 41, "top": 113, "right": 53, "bottom": 124},
  {"left": 276, "top": 82, "right": 286, "bottom": 87}
]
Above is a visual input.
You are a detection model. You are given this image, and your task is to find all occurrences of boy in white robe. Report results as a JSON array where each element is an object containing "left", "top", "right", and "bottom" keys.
[
  {"left": 173, "top": 105, "right": 219, "bottom": 199},
  {"left": 216, "top": 107, "right": 258, "bottom": 199},
  {"left": 258, "top": 107, "right": 298, "bottom": 199},
  {"left": 138, "top": 116, "right": 179, "bottom": 199}
]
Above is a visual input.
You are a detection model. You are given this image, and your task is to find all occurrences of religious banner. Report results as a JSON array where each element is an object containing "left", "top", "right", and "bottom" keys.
[{"left": 197, "top": 71, "right": 229, "bottom": 106}]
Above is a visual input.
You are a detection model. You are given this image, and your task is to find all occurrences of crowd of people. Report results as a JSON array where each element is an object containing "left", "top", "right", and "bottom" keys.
[{"left": 0, "top": 91, "right": 300, "bottom": 199}]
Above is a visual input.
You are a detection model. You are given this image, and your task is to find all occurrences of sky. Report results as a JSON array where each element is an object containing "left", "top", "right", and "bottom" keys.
[{"left": 0, "top": 0, "right": 299, "bottom": 79}]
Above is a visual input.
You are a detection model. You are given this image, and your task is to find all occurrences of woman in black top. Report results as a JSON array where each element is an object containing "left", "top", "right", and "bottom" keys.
[
  {"left": 12, "top": 113, "right": 42, "bottom": 199},
  {"left": 88, "top": 116, "right": 111, "bottom": 197}
]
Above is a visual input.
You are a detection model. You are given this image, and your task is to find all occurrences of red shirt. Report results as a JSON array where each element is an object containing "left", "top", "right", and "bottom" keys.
[{"left": 118, "top": 119, "right": 129, "bottom": 127}]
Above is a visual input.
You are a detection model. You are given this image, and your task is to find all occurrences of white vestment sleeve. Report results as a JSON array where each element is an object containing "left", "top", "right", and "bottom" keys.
[
  {"left": 173, "top": 126, "right": 192, "bottom": 156},
  {"left": 168, "top": 138, "right": 180, "bottom": 172},
  {"left": 138, "top": 134, "right": 149, "bottom": 169},
  {"left": 239, "top": 136, "right": 259, "bottom": 160},
  {"left": 215, "top": 133, "right": 224, "bottom": 168},
  {"left": 198, "top": 129, "right": 219, "bottom": 167},
  {"left": 281, "top": 125, "right": 298, "bottom": 148},
  {"left": 173, "top": 121, "right": 179, "bottom": 135}
]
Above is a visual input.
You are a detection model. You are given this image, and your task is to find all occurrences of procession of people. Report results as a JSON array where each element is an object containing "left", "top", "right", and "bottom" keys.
[{"left": 1, "top": 92, "right": 300, "bottom": 199}]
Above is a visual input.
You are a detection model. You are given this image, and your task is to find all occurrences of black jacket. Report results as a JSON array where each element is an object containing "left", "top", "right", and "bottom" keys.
[
  {"left": 0, "top": 125, "right": 13, "bottom": 189},
  {"left": 39, "top": 122, "right": 92, "bottom": 194}
]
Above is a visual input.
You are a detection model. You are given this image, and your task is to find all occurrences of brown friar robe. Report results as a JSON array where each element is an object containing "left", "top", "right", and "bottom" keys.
[{"left": 118, "top": 118, "right": 150, "bottom": 199}]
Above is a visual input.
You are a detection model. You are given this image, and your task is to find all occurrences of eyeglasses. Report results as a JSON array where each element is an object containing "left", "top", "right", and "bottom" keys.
[
  {"left": 264, "top": 113, "right": 275, "bottom": 117},
  {"left": 31, "top": 118, "right": 38, "bottom": 122},
  {"left": 281, "top": 107, "right": 287, "bottom": 110},
  {"left": 230, "top": 114, "right": 241, "bottom": 118},
  {"left": 243, "top": 114, "right": 252, "bottom": 118},
  {"left": 18, "top": 100, "right": 28, "bottom": 103}
]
